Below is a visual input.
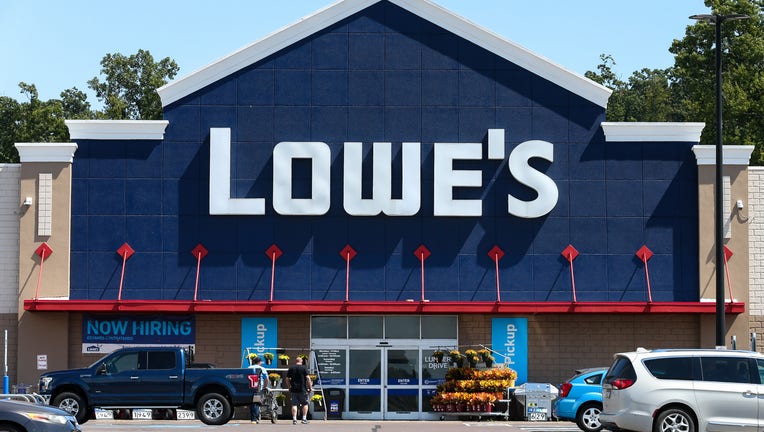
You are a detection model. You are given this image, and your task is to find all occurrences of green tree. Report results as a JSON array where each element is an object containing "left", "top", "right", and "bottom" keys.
[
  {"left": 0, "top": 83, "right": 69, "bottom": 162},
  {"left": 60, "top": 87, "right": 94, "bottom": 120},
  {"left": 670, "top": 0, "right": 764, "bottom": 163},
  {"left": 87, "top": 49, "right": 179, "bottom": 120},
  {"left": 586, "top": 55, "right": 682, "bottom": 122}
]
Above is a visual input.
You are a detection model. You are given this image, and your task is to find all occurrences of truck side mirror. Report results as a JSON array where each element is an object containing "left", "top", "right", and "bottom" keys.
[{"left": 97, "top": 363, "right": 108, "bottom": 375}]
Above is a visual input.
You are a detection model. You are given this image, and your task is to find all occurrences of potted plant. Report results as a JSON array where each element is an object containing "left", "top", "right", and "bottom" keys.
[
  {"left": 432, "top": 350, "right": 444, "bottom": 363},
  {"left": 247, "top": 353, "right": 258, "bottom": 365},
  {"left": 449, "top": 349, "right": 462, "bottom": 367},
  {"left": 268, "top": 372, "right": 282, "bottom": 387},
  {"left": 310, "top": 393, "right": 323, "bottom": 408},
  {"left": 276, "top": 393, "right": 286, "bottom": 406},
  {"left": 278, "top": 353, "right": 290, "bottom": 366},
  {"left": 263, "top": 352, "right": 275, "bottom": 365},
  {"left": 465, "top": 349, "right": 479, "bottom": 368}
]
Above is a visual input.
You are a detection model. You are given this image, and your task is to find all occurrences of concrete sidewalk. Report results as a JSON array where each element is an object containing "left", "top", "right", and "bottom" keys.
[{"left": 83, "top": 419, "right": 577, "bottom": 432}]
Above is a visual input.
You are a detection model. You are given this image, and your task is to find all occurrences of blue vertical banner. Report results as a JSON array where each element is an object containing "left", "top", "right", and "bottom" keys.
[
  {"left": 491, "top": 318, "right": 528, "bottom": 384},
  {"left": 241, "top": 318, "right": 278, "bottom": 367}
]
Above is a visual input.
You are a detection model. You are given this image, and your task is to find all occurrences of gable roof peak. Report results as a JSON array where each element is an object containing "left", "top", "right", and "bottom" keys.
[{"left": 158, "top": 0, "right": 611, "bottom": 108}]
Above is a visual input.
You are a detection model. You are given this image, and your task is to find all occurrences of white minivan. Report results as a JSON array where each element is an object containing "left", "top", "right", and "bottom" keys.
[{"left": 600, "top": 348, "right": 764, "bottom": 432}]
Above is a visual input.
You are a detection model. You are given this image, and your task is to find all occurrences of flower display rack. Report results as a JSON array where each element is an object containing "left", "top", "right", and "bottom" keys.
[{"left": 431, "top": 366, "right": 517, "bottom": 419}]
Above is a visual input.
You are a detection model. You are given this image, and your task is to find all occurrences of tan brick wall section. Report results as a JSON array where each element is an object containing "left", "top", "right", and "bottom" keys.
[{"left": 59, "top": 313, "right": 700, "bottom": 385}]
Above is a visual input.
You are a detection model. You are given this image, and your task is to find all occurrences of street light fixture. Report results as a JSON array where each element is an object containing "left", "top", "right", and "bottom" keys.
[{"left": 689, "top": 13, "right": 749, "bottom": 349}]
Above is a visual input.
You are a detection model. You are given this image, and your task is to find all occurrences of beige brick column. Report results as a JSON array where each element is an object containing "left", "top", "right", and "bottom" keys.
[
  {"left": 15, "top": 143, "right": 77, "bottom": 387},
  {"left": 693, "top": 145, "right": 754, "bottom": 348}
]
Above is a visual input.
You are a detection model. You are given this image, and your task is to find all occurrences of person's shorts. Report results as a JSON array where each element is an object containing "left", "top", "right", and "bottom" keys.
[{"left": 291, "top": 391, "right": 308, "bottom": 406}]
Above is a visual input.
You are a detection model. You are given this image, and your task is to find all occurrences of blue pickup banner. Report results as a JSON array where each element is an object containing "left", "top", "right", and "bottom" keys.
[
  {"left": 491, "top": 318, "right": 528, "bottom": 384},
  {"left": 82, "top": 315, "right": 195, "bottom": 353},
  {"left": 241, "top": 317, "right": 278, "bottom": 367}
]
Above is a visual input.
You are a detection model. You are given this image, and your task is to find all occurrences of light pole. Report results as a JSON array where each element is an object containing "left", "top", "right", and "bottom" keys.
[{"left": 689, "top": 13, "right": 749, "bottom": 349}]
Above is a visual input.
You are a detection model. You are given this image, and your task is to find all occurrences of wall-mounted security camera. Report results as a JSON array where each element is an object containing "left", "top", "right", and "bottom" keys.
[
  {"left": 736, "top": 199, "right": 744, "bottom": 210},
  {"left": 23, "top": 197, "right": 33, "bottom": 206}
]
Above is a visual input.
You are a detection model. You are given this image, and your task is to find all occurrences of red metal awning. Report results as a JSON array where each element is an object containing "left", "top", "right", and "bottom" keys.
[{"left": 23, "top": 299, "right": 746, "bottom": 315}]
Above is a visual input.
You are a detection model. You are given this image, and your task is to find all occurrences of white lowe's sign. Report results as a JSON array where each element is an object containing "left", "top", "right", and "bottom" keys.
[{"left": 209, "top": 128, "right": 558, "bottom": 218}]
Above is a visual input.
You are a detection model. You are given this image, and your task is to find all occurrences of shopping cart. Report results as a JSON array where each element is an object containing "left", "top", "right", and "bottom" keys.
[{"left": 256, "top": 388, "right": 279, "bottom": 423}]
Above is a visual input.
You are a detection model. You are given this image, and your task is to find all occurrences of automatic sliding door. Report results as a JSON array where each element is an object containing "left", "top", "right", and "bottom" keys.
[
  {"left": 347, "top": 349, "right": 382, "bottom": 419},
  {"left": 385, "top": 348, "right": 419, "bottom": 419}
]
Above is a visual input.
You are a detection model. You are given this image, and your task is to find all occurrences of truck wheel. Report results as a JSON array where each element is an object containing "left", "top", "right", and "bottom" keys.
[
  {"left": 196, "top": 393, "right": 232, "bottom": 425},
  {"left": 51, "top": 391, "right": 90, "bottom": 425}
]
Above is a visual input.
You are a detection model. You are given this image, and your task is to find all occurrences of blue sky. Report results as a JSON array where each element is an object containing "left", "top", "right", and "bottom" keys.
[{"left": 1, "top": 0, "right": 707, "bottom": 105}]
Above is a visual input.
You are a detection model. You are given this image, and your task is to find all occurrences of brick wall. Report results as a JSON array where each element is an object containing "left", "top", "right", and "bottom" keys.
[
  {"left": 0, "top": 165, "right": 19, "bottom": 315},
  {"left": 748, "top": 167, "right": 764, "bottom": 351},
  {"left": 461, "top": 314, "right": 699, "bottom": 384}
]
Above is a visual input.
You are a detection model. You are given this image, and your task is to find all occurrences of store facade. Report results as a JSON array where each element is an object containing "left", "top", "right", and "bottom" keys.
[{"left": 10, "top": 0, "right": 756, "bottom": 420}]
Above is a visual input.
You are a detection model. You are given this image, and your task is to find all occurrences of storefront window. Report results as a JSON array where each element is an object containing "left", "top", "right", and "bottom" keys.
[
  {"left": 311, "top": 316, "right": 347, "bottom": 338},
  {"left": 349, "top": 316, "right": 383, "bottom": 338},
  {"left": 385, "top": 316, "right": 419, "bottom": 339},
  {"left": 421, "top": 316, "right": 457, "bottom": 339}
]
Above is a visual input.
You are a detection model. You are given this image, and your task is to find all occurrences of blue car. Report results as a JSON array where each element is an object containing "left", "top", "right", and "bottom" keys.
[{"left": 554, "top": 367, "right": 607, "bottom": 432}]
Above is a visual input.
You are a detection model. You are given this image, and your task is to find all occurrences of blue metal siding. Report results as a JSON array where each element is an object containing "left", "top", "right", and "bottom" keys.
[{"left": 69, "top": 1, "right": 699, "bottom": 302}]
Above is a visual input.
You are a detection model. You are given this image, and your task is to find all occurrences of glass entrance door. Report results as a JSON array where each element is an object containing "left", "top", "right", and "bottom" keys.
[{"left": 345, "top": 347, "right": 420, "bottom": 420}]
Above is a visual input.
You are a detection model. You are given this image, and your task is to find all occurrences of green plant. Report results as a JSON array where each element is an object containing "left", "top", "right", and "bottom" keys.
[
  {"left": 310, "top": 394, "right": 323, "bottom": 403},
  {"left": 263, "top": 352, "right": 274, "bottom": 361},
  {"left": 247, "top": 352, "right": 258, "bottom": 360},
  {"left": 278, "top": 354, "right": 290, "bottom": 361},
  {"left": 268, "top": 372, "right": 281, "bottom": 382}
]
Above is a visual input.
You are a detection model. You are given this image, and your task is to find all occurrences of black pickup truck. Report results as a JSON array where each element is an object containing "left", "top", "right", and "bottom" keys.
[{"left": 38, "top": 347, "right": 256, "bottom": 425}]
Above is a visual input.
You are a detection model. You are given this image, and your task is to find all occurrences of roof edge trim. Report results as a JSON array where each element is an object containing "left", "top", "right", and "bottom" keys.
[
  {"left": 15, "top": 143, "right": 78, "bottom": 163},
  {"left": 692, "top": 145, "right": 755, "bottom": 166},
  {"left": 602, "top": 122, "right": 706, "bottom": 142},
  {"left": 65, "top": 120, "right": 169, "bottom": 140}
]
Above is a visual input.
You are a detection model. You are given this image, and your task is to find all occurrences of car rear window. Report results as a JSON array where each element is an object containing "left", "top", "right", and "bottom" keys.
[
  {"left": 584, "top": 373, "right": 603, "bottom": 385},
  {"left": 605, "top": 357, "right": 636, "bottom": 385},
  {"left": 644, "top": 357, "right": 696, "bottom": 380}
]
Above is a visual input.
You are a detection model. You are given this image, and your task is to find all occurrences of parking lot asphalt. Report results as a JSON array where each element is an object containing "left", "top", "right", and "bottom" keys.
[{"left": 80, "top": 419, "right": 581, "bottom": 432}]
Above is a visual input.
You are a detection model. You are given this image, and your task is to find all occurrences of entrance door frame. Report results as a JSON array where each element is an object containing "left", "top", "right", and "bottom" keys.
[{"left": 312, "top": 338, "right": 456, "bottom": 420}]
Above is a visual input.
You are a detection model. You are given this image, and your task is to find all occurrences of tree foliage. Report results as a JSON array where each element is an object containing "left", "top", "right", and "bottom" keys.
[
  {"left": 588, "top": 0, "right": 764, "bottom": 164},
  {"left": 0, "top": 83, "right": 69, "bottom": 162},
  {"left": 87, "top": 49, "right": 178, "bottom": 120},
  {"left": 0, "top": 49, "right": 178, "bottom": 162}
]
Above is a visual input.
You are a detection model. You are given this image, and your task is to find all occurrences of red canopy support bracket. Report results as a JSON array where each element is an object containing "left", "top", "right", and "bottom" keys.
[
  {"left": 488, "top": 245, "right": 505, "bottom": 302},
  {"left": 116, "top": 243, "right": 135, "bottom": 301},
  {"left": 340, "top": 245, "right": 357, "bottom": 302},
  {"left": 265, "top": 244, "right": 283, "bottom": 302},
  {"left": 561, "top": 245, "right": 579, "bottom": 303},
  {"left": 191, "top": 244, "right": 208, "bottom": 302},
  {"left": 33, "top": 243, "right": 53, "bottom": 300},
  {"left": 414, "top": 245, "right": 431, "bottom": 302},
  {"left": 724, "top": 245, "right": 734, "bottom": 303},
  {"left": 636, "top": 245, "right": 653, "bottom": 303}
]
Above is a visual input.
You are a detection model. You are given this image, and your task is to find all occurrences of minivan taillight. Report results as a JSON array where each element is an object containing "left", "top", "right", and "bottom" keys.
[
  {"left": 611, "top": 378, "right": 634, "bottom": 389},
  {"left": 560, "top": 382, "right": 572, "bottom": 397}
]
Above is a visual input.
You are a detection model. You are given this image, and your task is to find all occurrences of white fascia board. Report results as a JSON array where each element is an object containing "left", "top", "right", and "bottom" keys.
[
  {"left": 159, "top": 0, "right": 611, "bottom": 108},
  {"left": 15, "top": 143, "right": 78, "bottom": 163},
  {"left": 65, "top": 120, "right": 169, "bottom": 140},
  {"left": 602, "top": 122, "right": 706, "bottom": 142},
  {"left": 158, "top": 0, "right": 373, "bottom": 107},
  {"left": 692, "top": 145, "right": 755, "bottom": 166}
]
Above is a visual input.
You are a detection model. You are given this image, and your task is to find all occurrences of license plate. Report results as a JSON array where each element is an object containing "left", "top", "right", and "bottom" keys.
[
  {"left": 528, "top": 412, "right": 547, "bottom": 421},
  {"left": 94, "top": 409, "right": 114, "bottom": 420},
  {"left": 131, "top": 409, "right": 152, "bottom": 420},
  {"left": 177, "top": 409, "right": 196, "bottom": 420}
]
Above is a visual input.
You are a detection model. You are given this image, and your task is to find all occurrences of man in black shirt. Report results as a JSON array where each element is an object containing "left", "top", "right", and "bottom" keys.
[{"left": 286, "top": 356, "right": 312, "bottom": 424}]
